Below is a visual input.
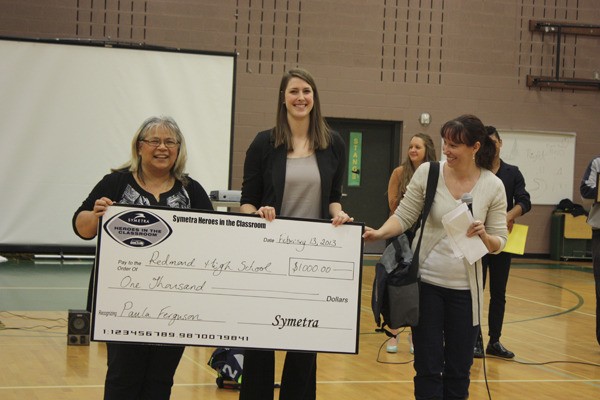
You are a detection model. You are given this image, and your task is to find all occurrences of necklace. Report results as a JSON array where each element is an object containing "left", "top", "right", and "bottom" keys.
[
  {"left": 136, "top": 173, "right": 174, "bottom": 197},
  {"left": 289, "top": 135, "right": 313, "bottom": 158}
]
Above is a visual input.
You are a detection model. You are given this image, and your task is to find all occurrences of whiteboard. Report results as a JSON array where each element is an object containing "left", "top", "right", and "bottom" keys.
[
  {"left": 0, "top": 38, "right": 235, "bottom": 251},
  {"left": 498, "top": 130, "right": 575, "bottom": 205},
  {"left": 440, "top": 130, "right": 575, "bottom": 205},
  {"left": 93, "top": 204, "right": 364, "bottom": 354}
]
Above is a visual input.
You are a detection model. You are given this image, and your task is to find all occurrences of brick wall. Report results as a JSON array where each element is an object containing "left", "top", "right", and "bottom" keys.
[{"left": 1, "top": 0, "right": 599, "bottom": 254}]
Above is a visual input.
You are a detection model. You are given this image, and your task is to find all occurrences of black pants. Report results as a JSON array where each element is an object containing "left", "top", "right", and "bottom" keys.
[
  {"left": 482, "top": 252, "right": 512, "bottom": 343},
  {"left": 412, "top": 282, "right": 478, "bottom": 400},
  {"left": 239, "top": 349, "right": 317, "bottom": 400},
  {"left": 104, "top": 342, "right": 184, "bottom": 400},
  {"left": 593, "top": 230, "right": 600, "bottom": 346}
]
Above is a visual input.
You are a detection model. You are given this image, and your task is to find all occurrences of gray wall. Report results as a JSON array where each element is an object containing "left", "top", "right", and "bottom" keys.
[{"left": 2, "top": 0, "right": 599, "bottom": 255}]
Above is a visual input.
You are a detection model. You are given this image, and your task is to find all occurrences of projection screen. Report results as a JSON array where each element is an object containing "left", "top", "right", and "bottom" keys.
[{"left": 0, "top": 38, "right": 236, "bottom": 253}]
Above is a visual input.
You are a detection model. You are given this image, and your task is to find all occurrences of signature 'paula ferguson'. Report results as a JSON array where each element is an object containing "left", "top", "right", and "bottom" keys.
[{"left": 120, "top": 300, "right": 202, "bottom": 326}]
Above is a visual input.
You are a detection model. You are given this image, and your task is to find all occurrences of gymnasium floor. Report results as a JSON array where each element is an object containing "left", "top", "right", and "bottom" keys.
[{"left": 0, "top": 254, "right": 599, "bottom": 399}]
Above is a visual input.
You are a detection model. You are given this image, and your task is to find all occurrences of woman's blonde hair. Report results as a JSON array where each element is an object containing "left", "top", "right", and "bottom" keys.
[
  {"left": 398, "top": 133, "right": 437, "bottom": 198},
  {"left": 112, "top": 116, "right": 189, "bottom": 185}
]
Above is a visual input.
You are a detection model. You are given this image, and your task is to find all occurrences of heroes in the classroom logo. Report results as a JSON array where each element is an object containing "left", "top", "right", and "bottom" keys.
[{"left": 103, "top": 210, "right": 173, "bottom": 248}]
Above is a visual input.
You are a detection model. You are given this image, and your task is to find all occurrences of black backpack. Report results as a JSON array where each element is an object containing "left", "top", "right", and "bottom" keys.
[
  {"left": 207, "top": 348, "right": 244, "bottom": 389},
  {"left": 372, "top": 233, "right": 414, "bottom": 333},
  {"left": 371, "top": 161, "right": 439, "bottom": 334},
  {"left": 555, "top": 198, "right": 588, "bottom": 217}
]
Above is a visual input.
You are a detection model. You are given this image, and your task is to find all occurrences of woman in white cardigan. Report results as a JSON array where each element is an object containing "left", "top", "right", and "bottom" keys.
[{"left": 364, "top": 114, "right": 508, "bottom": 400}]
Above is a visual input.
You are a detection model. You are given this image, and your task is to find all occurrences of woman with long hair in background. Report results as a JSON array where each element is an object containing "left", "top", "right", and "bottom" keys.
[{"left": 385, "top": 132, "right": 436, "bottom": 354}]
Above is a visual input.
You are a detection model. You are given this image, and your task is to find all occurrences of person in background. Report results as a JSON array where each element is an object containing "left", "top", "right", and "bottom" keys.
[
  {"left": 363, "top": 114, "right": 508, "bottom": 400},
  {"left": 385, "top": 133, "right": 436, "bottom": 354},
  {"left": 474, "top": 126, "right": 531, "bottom": 359},
  {"left": 239, "top": 68, "right": 353, "bottom": 400},
  {"left": 72, "top": 116, "right": 213, "bottom": 400},
  {"left": 580, "top": 155, "right": 600, "bottom": 346}
]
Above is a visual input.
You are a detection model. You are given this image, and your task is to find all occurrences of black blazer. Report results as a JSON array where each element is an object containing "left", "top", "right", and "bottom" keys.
[
  {"left": 496, "top": 159, "right": 531, "bottom": 214},
  {"left": 240, "top": 129, "right": 346, "bottom": 219}
]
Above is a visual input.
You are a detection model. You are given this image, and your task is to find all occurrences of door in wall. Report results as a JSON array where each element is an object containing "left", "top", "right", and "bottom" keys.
[{"left": 327, "top": 118, "right": 401, "bottom": 254}]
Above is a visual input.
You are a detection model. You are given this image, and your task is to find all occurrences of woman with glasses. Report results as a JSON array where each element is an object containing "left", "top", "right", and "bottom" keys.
[{"left": 72, "top": 116, "right": 213, "bottom": 400}]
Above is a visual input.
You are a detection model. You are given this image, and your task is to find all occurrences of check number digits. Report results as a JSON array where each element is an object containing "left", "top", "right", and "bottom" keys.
[{"left": 102, "top": 329, "right": 249, "bottom": 342}]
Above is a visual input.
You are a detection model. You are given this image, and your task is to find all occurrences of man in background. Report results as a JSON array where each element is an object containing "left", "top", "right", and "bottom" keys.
[
  {"left": 474, "top": 126, "right": 531, "bottom": 358},
  {"left": 580, "top": 155, "right": 600, "bottom": 346}
]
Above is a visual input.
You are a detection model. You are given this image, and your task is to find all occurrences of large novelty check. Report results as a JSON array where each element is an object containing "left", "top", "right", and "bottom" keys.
[{"left": 92, "top": 204, "right": 364, "bottom": 354}]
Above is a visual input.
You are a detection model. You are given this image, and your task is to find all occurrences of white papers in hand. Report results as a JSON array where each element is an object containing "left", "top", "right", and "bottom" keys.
[{"left": 441, "top": 202, "right": 488, "bottom": 264}]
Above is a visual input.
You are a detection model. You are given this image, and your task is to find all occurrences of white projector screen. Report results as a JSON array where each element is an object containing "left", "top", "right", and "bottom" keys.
[{"left": 0, "top": 38, "right": 236, "bottom": 253}]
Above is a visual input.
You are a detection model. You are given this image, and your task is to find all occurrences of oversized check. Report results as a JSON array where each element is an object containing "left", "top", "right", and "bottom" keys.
[{"left": 92, "top": 204, "right": 364, "bottom": 354}]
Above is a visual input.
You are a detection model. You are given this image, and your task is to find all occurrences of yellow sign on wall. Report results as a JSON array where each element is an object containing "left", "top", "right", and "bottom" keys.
[{"left": 348, "top": 132, "right": 362, "bottom": 187}]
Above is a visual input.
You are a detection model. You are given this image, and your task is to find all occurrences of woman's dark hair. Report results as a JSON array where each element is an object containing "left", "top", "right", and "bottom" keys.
[
  {"left": 440, "top": 114, "right": 495, "bottom": 170},
  {"left": 485, "top": 125, "right": 501, "bottom": 141},
  {"left": 273, "top": 68, "right": 331, "bottom": 150}
]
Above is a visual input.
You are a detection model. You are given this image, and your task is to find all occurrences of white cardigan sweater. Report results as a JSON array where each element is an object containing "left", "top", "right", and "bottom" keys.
[{"left": 393, "top": 161, "right": 508, "bottom": 326}]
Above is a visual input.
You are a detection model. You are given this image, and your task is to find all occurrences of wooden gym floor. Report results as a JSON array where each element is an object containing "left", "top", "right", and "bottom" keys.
[{"left": 0, "top": 255, "right": 599, "bottom": 400}]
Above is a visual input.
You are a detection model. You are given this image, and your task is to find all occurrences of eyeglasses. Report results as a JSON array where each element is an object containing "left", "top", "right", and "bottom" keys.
[{"left": 140, "top": 138, "right": 180, "bottom": 148}]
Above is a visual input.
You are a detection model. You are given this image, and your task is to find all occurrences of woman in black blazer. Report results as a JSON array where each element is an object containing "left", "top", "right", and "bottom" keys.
[{"left": 239, "top": 68, "right": 354, "bottom": 400}]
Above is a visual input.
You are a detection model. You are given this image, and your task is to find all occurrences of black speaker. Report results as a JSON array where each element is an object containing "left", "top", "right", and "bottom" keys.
[{"left": 67, "top": 309, "right": 90, "bottom": 346}]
